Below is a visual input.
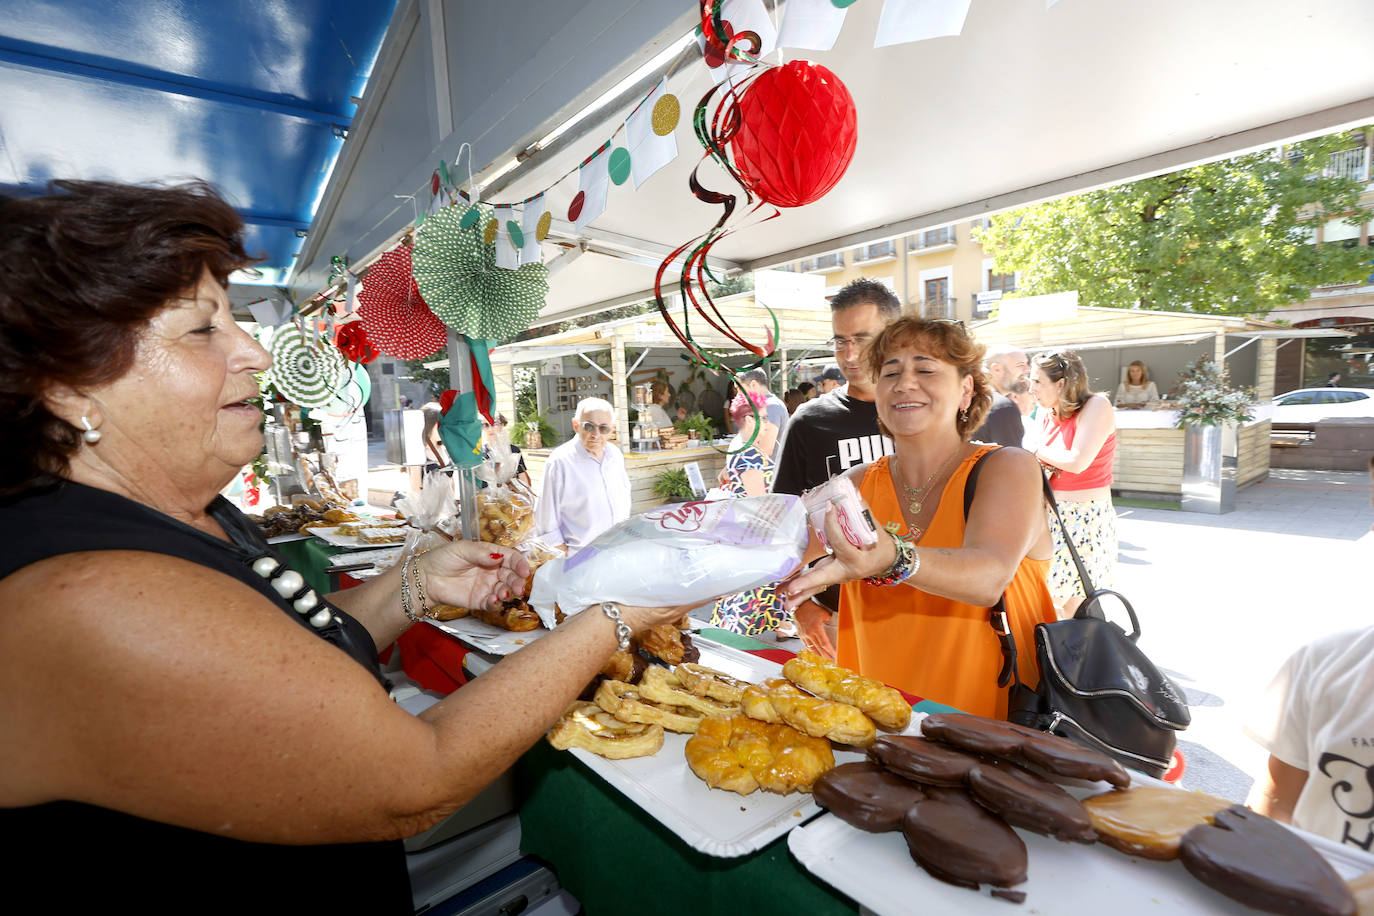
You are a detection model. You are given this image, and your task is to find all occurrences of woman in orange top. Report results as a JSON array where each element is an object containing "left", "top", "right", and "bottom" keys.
[{"left": 783, "top": 317, "right": 1056, "bottom": 719}]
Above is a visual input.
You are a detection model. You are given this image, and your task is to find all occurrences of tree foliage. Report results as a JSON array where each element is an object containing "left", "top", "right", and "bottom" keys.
[{"left": 976, "top": 128, "right": 1371, "bottom": 314}]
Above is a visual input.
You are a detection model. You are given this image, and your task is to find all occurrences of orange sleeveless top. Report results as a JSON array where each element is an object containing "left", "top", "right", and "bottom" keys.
[{"left": 838, "top": 446, "right": 1056, "bottom": 718}]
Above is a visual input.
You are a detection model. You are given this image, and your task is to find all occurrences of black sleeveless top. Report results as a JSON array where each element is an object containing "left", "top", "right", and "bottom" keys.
[{"left": 0, "top": 480, "right": 412, "bottom": 913}]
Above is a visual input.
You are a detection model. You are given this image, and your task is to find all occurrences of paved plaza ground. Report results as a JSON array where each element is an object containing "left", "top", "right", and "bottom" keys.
[{"left": 370, "top": 435, "right": 1372, "bottom": 799}]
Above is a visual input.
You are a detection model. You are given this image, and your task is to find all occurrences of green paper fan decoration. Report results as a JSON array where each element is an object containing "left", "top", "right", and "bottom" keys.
[
  {"left": 411, "top": 202, "right": 549, "bottom": 340},
  {"left": 267, "top": 324, "right": 349, "bottom": 408}
]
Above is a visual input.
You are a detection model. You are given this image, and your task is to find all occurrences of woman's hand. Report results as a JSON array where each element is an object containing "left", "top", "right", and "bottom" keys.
[
  {"left": 795, "top": 599, "right": 836, "bottom": 660},
  {"left": 420, "top": 542, "right": 532, "bottom": 612},
  {"left": 782, "top": 507, "right": 895, "bottom": 612}
]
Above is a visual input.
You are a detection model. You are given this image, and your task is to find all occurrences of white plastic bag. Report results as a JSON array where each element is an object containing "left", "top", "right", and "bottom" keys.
[{"left": 528, "top": 494, "right": 808, "bottom": 627}]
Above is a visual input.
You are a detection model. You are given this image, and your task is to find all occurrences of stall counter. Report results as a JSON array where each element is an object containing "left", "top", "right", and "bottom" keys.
[
  {"left": 1111, "top": 405, "right": 1272, "bottom": 497},
  {"left": 522, "top": 443, "right": 730, "bottom": 514}
]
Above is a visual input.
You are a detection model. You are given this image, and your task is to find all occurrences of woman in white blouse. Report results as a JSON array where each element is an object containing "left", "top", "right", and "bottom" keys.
[{"left": 1115, "top": 360, "right": 1159, "bottom": 407}]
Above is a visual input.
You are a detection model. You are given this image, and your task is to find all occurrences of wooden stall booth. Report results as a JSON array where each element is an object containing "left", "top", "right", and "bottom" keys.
[
  {"left": 968, "top": 294, "right": 1335, "bottom": 501},
  {"left": 486, "top": 291, "right": 835, "bottom": 513}
]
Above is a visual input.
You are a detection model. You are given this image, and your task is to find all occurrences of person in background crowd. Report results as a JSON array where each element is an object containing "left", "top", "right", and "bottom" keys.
[
  {"left": 773, "top": 278, "right": 901, "bottom": 647},
  {"left": 421, "top": 395, "right": 448, "bottom": 470},
  {"left": 1114, "top": 360, "right": 1159, "bottom": 407},
  {"left": 401, "top": 397, "right": 414, "bottom": 409},
  {"left": 534, "top": 397, "right": 630, "bottom": 557},
  {"left": 1244, "top": 456, "right": 1374, "bottom": 850},
  {"left": 1007, "top": 378, "right": 1040, "bottom": 451},
  {"left": 783, "top": 388, "right": 804, "bottom": 415},
  {"left": 480, "top": 414, "right": 530, "bottom": 489},
  {"left": 1030, "top": 350, "right": 1118, "bottom": 616},
  {"left": 0, "top": 179, "right": 696, "bottom": 912},
  {"left": 815, "top": 366, "right": 845, "bottom": 394},
  {"left": 739, "top": 369, "right": 789, "bottom": 459},
  {"left": 797, "top": 381, "right": 817, "bottom": 401},
  {"left": 1327, "top": 371, "right": 1343, "bottom": 387},
  {"left": 709, "top": 392, "right": 787, "bottom": 637},
  {"left": 971, "top": 344, "right": 1030, "bottom": 447},
  {"left": 782, "top": 317, "right": 1055, "bottom": 717},
  {"left": 643, "top": 380, "right": 674, "bottom": 431}
]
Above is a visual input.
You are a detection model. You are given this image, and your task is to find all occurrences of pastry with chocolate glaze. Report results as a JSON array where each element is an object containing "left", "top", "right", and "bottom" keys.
[
  {"left": 1179, "top": 805, "right": 1355, "bottom": 916},
  {"left": 921, "top": 713, "right": 1131, "bottom": 788},
  {"left": 1082, "top": 785, "right": 1231, "bottom": 859},
  {"left": 965, "top": 761, "right": 1097, "bottom": 843},
  {"left": 813, "top": 762, "right": 926, "bottom": 832},
  {"left": 867, "top": 735, "right": 981, "bottom": 787},
  {"left": 901, "top": 787, "right": 1028, "bottom": 890}
]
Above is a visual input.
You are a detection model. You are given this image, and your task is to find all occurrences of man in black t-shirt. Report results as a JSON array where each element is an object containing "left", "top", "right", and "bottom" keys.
[
  {"left": 772, "top": 278, "right": 900, "bottom": 649},
  {"left": 971, "top": 345, "right": 1029, "bottom": 448}
]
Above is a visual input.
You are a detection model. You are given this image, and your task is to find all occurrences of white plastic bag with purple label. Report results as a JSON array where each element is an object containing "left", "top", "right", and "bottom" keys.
[{"left": 528, "top": 494, "right": 808, "bottom": 628}]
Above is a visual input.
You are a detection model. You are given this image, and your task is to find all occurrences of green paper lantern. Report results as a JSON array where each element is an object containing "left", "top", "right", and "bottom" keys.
[{"left": 412, "top": 203, "right": 549, "bottom": 340}]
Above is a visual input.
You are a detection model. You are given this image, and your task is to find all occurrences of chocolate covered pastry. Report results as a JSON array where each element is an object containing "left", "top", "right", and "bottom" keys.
[
  {"left": 921, "top": 713, "right": 1131, "bottom": 788},
  {"left": 867, "top": 735, "right": 981, "bottom": 787},
  {"left": 813, "top": 761, "right": 926, "bottom": 832},
  {"left": 1082, "top": 785, "right": 1231, "bottom": 859},
  {"left": 1179, "top": 805, "right": 1355, "bottom": 916},
  {"left": 901, "top": 787, "right": 1028, "bottom": 890},
  {"left": 964, "top": 761, "right": 1097, "bottom": 843}
]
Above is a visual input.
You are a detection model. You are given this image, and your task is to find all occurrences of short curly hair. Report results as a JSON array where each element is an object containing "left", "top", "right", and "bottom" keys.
[
  {"left": 863, "top": 317, "right": 992, "bottom": 440},
  {"left": 0, "top": 180, "right": 257, "bottom": 489}
]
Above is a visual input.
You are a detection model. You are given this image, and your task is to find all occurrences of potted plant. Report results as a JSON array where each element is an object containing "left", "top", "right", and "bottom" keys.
[
  {"left": 1170, "top": 357, "right": 1256, "bottom": 513},
  {"left": 511, "top": 408, "right": 558, "bottom": 450},
  {"left": 651, "top": 467, "right": 695, "bottom": 503},
  {"left": 674, "top": 410, "right": 716, "bottom": 442}
]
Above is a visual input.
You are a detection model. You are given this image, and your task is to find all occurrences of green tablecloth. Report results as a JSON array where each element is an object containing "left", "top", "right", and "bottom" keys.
[
  {"left": 272, "top": 536, "right": 344, "bottom": 596},
  {"left": 514, "top": 742, "right": 858, "bottom": 916}
]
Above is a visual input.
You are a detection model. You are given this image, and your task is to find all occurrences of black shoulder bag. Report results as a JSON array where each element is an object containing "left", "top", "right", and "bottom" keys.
[{"left": 964, "top": 450, "right": 1191, "bottom": 778}]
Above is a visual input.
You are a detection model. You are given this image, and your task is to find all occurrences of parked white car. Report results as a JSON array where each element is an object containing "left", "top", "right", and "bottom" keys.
[{"left": 1271, "top": 387, "right": 1374, "bottom": 423}]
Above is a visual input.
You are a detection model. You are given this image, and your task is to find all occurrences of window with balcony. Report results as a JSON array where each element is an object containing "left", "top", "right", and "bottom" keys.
[
  {"left": 987, "top": 270, "right": 1016, "bottom": 294},
  {"left": 855, "top": 240, "right": 896, "bottom": 262},
  {"left": 1324, "top": 146, "right": 1369, "bottom": 183},
  {"left": 802, "top": 252, "right": 844, "bottom": 272},
  {"left": 908, "top": 227, "right": 956, "bottom": 252}
]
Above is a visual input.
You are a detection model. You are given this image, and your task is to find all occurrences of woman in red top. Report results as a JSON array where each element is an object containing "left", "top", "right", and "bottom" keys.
[{"left": 1030, "top": 350, "right": 1118, "bottom": 616}]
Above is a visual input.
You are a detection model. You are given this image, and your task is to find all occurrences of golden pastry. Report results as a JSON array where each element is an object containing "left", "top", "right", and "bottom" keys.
[
  {"left": 783, "top": 650, "right": 911, "bottom": 732},
  {"left": 685, "top": 714, "right": 835, "bottom": 795},
  {"left": 675, "top": 663, "right": 753, "bottom": 704},
  {"left": 1082, "top": 785, "right": 1233, "bottom": 859},
  {"left": 742, "top": 678, "right": 877, "bottom": 748},
  {"left": 547, "top": 701, "right": 664, "bottom": 759},
  {"left": 638, "top": 666, "right": 740, "bottom": 718},
  {"left": 428, "top": 604, "right": 469, "bottom": 621},
  {"left": 594, "top": 679, "right": 707, "bottom": 734}
]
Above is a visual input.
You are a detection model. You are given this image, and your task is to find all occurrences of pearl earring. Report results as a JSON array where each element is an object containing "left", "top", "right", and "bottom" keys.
[{"left": 80, "top": 416, "right": 102, "bottom": 444}]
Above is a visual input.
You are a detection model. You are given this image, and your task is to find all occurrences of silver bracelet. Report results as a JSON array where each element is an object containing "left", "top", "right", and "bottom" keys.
[
  {"left": 600, "top": 601, "right": 633, "bottom": 651},
  {"left": 400, "top": 556, "right": 430, "bottom": 622}
]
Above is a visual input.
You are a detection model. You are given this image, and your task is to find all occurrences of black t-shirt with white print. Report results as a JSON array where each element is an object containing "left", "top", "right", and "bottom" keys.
[{"left": 771, "top": 387, "right": 893, "bottom": 497}]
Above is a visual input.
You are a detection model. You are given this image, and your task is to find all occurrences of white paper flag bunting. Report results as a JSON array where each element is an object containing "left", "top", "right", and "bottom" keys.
[
  {"left": 521, "top": 195, "right": 546, "bottom": 264},
  {"left": 571, "top": 143, "right": 610, "bottom": 234},
  {"left": 777, "top": 0, "right": 849, "bottom": 52},
  {"left": 494, "top": 204, "right": 519, "bottom": 270},
  {"left": 699, "top": 0, "right": 777, "bottom": 85},
  {"left": 875, "top": 0, "right": 972, "bottom": 48},
  {"left": 344, "top": 270, "right": 358, "bottom": 316},
  {"left": 247, "top": 297, "right": 292, "bottom": 328},
  {"left": 626, "top": 77, "right": 680, "bottom": 189}
]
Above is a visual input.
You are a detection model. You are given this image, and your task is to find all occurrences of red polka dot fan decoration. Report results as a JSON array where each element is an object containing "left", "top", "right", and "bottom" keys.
[{"left": 355, "top": 244, "right": 449, "bottom": 360}]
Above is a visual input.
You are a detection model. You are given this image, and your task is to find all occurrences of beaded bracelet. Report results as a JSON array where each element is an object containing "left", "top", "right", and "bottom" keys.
[
  {"left": 600, "top": 601, "right": 633, "bottom": 651},
  {"left": 400, "top": 555, "right": 431, "bottom": 622},
  {"left": 862, "top": 530, "right": 920, "bottom": 587}
]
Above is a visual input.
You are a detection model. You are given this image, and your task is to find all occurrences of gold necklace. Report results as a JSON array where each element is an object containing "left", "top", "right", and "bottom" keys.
[{"left": 896, "top": 446, "right": 963, "bottom": 516}]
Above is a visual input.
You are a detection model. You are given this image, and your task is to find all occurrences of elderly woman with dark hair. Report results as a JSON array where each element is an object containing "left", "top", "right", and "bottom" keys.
[
  {"left": 1030, "top": 349, "right": 1118, "bottom": 616},
  {"left": 0, "top": 181, "right": 695, "bottom": 911},
  {"left": 783, "top": 317, "right": 1055, "bottom": 718}
]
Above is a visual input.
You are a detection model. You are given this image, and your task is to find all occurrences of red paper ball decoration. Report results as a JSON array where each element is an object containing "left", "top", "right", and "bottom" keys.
[
  {"left": 729, "top": 60, "right": 857, "bottom": 208},
  {"left": 334, "top": 321, "right": 380, "bottom": 364}
]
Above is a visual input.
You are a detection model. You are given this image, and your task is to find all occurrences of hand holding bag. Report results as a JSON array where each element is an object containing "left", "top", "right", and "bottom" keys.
[{"left": 965, "top": 450, "right": 1191, "bottom": 778}]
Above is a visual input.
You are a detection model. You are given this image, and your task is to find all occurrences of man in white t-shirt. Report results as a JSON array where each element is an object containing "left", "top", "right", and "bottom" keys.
[
  {"left": 534, "top": 398, "right": 630, "bottom": 557},
  {"left": 739, "top": 369, "right": 789, "bottom": 460},
  {"left": 1244, "top": 456, "right": 1374, "bottom": 851}
]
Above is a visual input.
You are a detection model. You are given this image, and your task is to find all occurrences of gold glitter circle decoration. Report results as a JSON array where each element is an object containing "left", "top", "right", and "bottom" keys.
[
  {"left": 651, "top": 94, "right": 680, "bottom": 137},
  {"left": 483, "top": 218, "right": 498, "bottom": 245},
  {"left": 536, "top": 210, "right": 552, "bottom": 241}
]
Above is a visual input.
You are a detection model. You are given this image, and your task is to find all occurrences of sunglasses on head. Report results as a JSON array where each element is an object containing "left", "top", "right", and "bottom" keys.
[{"left": 580, "top": 421, "right": 614, "bottom": 435}]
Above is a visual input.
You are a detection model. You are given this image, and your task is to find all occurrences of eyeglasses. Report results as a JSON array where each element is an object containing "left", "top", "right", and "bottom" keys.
[
  {"left": 826, "top": 333, "right": 875, "bottom": 352},
  {"left": 579, "top": 421, "right": 615, "bottom": 436}
]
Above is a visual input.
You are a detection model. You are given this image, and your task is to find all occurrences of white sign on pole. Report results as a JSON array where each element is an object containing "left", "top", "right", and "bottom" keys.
[
  {"left": 540, "top": 357, "right": 564, "bottom": 376},
  {"left": 634, "top": 321, "right": 665, "bottom": 343},
  {"left": 754, "top": 269, "right": 827, "bottom": 311},
  {"left": 975, "top": 290, "right": 1003, "bottom": 308},
  {"left": 683, "top": 462, "right": 707, "bottom": 499},
  {"left": 997, "top": 291, "right": 1079, "bottom": 326}
]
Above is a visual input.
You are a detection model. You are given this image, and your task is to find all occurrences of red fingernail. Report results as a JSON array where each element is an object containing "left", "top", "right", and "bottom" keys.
[{"left": 489, "top": 552, "right": 503, "bottom": 560}]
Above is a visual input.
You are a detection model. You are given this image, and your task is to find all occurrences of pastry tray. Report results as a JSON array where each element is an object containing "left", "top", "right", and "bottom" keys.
[
  {"left": 564, "top": 642, "right": 922, "bottom": 859},
  {"left": 425, "top": 616, "right": 550, "bottom": 655},
  {"left": 308, "top": 525, "right": 410, "bottom": 550},
  {"left": 788, "top": 772, "right": 1374, "bottom": 914}
]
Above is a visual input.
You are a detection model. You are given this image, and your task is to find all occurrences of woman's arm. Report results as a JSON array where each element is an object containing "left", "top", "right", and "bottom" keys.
[
  {"left": 1245, "top": 755, "right": 1308, "bottom": 824},
  {"left": 0, "top": 551, "right": 693, "bottom": 844},
  {"left": 1146, "top": 381, "right": 1159, "bottom": 401},
  {"left": 1035, "top": 395, "right": 1116, "bottom": 474},
  {"left": 784, "top": 449, "right": 1047, "bottom": 609}
]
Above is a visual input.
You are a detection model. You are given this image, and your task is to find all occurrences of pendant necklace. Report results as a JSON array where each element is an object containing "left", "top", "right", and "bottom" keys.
[{"left": 897, "top": 446, "right": 963, "bottom": 518}]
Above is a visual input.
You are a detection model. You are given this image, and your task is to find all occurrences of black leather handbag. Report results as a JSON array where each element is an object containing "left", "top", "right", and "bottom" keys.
[{"left": 965, "top": 451, "right": 1191, "bottom": 778}]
